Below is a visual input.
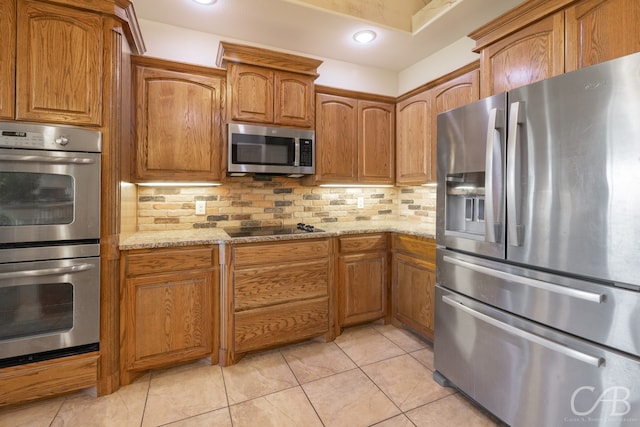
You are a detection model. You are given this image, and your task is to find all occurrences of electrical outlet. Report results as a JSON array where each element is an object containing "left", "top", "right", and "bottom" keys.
[
  {"left": 195, "top": 200, "right": 206, "bottom": 215},
  {"left": 357, "top": 197, "right": 364, "bottom": 209}
]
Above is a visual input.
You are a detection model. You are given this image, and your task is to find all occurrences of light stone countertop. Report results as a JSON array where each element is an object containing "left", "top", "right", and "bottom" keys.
[{"left": 118, "top": 220, "right": 435, "bottom": 250}]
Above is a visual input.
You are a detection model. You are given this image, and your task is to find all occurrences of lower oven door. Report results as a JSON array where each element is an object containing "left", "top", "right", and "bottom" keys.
[
  {"left": 0, "top": 248, "right": 100, "bottom": 363},
  {"left": 434, "top": 286, "right": 640, "bottom": 427}
]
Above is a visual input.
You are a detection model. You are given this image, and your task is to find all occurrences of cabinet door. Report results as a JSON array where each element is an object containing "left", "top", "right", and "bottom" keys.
[
  {"left": 392, "top": 252, "right": 436, "bottom": 340},
  {"left": 133, "top": 65, "right": 224, "bottom": 181},
  {"left": 429, "top": 69, "right": 480, "bottom": 182},
  {"left": 358, "top": 100, "right": 395, "bottom": 184},
  {"left": 274, "top": 71, "right": 314, "bottom": 127},
  {"left": 0, "top": 0, "right": 15, "bottom": 119},
  {"left": 565, "top": 0, "right": 640, "bottom": 72},
  {"left": 229, "top": 63, "right": 274, "bottom": 123},
  {"left": 16, "top": 1, "right": 103, "bottom": 125},
  {"left": 396, "top": 91, "right": 431, "bottom": 185},
  {"left": 125, "top": 270, "right": 213, "bottom": 371},
  {"left": 314, "top": 93, "right": 358, "bottom": 183},
  {"left": 480, "top": 12, "right": 564, "bottom": 97},
  {"left": 338, "top": 252, "right": 387, "bottom": 326}
]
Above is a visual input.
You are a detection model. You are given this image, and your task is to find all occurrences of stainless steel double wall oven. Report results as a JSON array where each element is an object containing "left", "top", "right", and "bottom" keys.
[{"left": 0, "top": 121, "right": 101, "bottom": 367}]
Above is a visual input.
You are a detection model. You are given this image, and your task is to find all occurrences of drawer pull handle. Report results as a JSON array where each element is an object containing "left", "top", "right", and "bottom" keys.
[
  {"left": 443, "top": 256, "right": 604, "bottom": 303},
  {"left": 442, "top": 295, "right": 605, "bottom": 368}
]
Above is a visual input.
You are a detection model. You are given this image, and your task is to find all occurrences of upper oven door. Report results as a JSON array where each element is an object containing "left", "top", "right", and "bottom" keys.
[{"left": 0, "top": 148, "right": 100, "bottom": 245}]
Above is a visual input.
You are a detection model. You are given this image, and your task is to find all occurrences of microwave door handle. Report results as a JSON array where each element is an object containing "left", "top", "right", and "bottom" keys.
[
  {"left": 484, "top": 107, "right": 503, "bottom": 243},
  {"left": 507, "top": 101, "right": 525, "bottom": 247},
  {"left": 0, "top": 153, "right": 96, "bottom": 164}
]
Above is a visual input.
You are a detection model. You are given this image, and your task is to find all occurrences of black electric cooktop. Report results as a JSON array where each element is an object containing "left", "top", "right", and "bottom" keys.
[{"left": 223, "top": 223, "right": 325, "bottom": 238}]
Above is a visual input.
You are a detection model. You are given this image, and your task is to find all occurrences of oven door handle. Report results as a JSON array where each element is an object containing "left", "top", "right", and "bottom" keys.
[
  {"left": 0, "top": 153, "right": 96, "bottom": 164},
  {"left": 0, "top": 263, "right": 94, "bottom": 280}
]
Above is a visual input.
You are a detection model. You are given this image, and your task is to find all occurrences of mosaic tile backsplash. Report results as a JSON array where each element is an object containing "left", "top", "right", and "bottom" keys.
[{"left": 136, "top": 176, "right": 436, "bottom": 232}]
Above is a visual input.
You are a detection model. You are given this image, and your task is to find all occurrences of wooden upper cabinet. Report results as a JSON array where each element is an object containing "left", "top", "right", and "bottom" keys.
[
  {"left": 358, "top": 100, "right": 395, "bottom": 184},
  {"left": 274, "top": 70, "right": 315, "bottom": 127},
  {"left": 16, "top": 0, "right": 103, "bottom": 125},
  {"left": 314, "top": 93, "right": 358, "bottom": 183},
  {"left": 0, "top": 0, "right": 16, "bottom": 120},
  {"left": 477, "top": 12, "right": 564, "bottom": 97},
  {"left": 132, "top": 58, "right": 225, "bottom": 181},
  {"left": 565, "top": 0, "right": 640, "bottom": 71},
  {"left": 229, "top": 63, "right": 314, "bottom": 127},
  {"left": 395, "top": 91, "right": 431, "bottom": 185},
  {"left": 218, "top": 43, "right": 321, "bottom": 128},
  {"left": 429, "top": 68, "right": 480, "bottom": 181},
  {"left": 229, "top": 63, "right": 274, "bottom": 124},
  {"left": 314, "top": 91, "right": 395, "bottom": 185}
]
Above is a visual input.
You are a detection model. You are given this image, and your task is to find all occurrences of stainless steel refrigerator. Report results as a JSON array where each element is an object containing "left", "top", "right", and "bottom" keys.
[{"left": 434, "top": 52, "right": 640, "bottom": 427}]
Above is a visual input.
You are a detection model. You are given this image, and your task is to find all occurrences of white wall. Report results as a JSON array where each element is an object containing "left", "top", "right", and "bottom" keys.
[
  {"left": 139, "top": 20, "right": 481, "bottom": 97},
  {"left": 397, "top": 37, "right": 479, "bottom": 94},
  {"left": 138, "top": 19, "right": 398, "bottom": 97}
]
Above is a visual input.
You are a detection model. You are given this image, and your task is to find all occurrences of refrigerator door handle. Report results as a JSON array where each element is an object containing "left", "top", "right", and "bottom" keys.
[
  {"left": 442, "top": 295, "right": 606, "bottom": 368},
  {"left": 484, "top": 107, "right": 503, "bottom": 243},
  {"left": 443, "top": 255, "right": 605, "bottom": 303},
  {"left": 507, "top": 101, "right": 525, "bottom": 246}
]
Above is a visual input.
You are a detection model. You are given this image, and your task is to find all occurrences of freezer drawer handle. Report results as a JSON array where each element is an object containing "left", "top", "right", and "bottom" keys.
[
  {"left": 0, "top": 263, "right": 94, "bottom": 281},
  {"left": 442, "top": 295, "right": 605, "bottom": 368},
  {"left": 443, "top": 256, "right": 605, "bottom": 303}
]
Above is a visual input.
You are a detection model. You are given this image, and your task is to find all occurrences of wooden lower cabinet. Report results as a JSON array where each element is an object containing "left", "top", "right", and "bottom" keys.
[
  {"left": 337, "top": 233, "right": 388, "bottom": 331},
  {"left": 221, "top": 238, "right": 334, "bottom": 365},
  {"left": 120, "top": 246, "right": 219, "bottom": 385},
  {"left": 0, "top": 352, "right": 98, "bottom": 407},
  {"left": 391, "top": 234, "right": 436, "bottom": 340}
]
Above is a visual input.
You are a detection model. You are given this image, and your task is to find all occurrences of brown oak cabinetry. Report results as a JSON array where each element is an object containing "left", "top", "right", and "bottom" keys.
[
  {"left": 222, "top": 238, "right": 333, "bottom": 365},
  {"left": 391, "top": 234, "right": 436, "bottom": 340},
  {"left": 395, "top": 90, "right": 430, "bottom": 185},
  {"left": 395, "top": 64, "right": 479, "bottom": 185},
  {"left": 313, "top": 89, "right": 395, "bottom": 185},
  {"left": 217, "top": 42, "right": 322, "bottom": 128},
  {"left": 120, "top": 246, "right": 219, "bottom": 385},
  {"left": 131, "top": 57, "right": 225, "bottom": 181},
  {"left": 337, "top": 234, "right": 388, "bottom": 331},
  {"left": 565, "top": 0, "right": 640, "bottom": 72},
  {"left": 471, "top": 0, "right": 640, "bottom": 97},
  {"left": 0, "top": 0, "right": 16, "bottom": 119},
  {"left": 228, "top": 63, "right": 315, "bottom": 127},
  {"left": 2, "top": 0, "right": 104, "bottom": 124}
]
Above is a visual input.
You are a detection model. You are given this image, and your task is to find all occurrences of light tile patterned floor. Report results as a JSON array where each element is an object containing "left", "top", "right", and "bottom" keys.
[{"left": 0, "top": 322, "right": 502, "bottom": 427}]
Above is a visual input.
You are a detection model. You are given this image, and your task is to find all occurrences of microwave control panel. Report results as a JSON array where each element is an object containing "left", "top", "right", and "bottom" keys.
[{"left": 300, "top": 139, "right": 313, "bottom": 166}]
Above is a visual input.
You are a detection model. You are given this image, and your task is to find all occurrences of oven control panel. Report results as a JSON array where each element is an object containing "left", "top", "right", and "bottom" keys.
[
  {"left": 0, "top": 129, "right": 45, "bottom": 149},
  {"left": 0, "top": 120, "right": 102, "bottom": 152}
]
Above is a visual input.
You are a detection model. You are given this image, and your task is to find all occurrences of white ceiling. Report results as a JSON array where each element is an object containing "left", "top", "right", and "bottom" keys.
[{"left": 132, "top": 0, "right": 524, "bottom": 72}]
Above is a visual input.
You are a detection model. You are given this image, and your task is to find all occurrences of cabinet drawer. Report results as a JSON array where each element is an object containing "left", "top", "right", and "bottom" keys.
[
  {"left": 392, "top": 234, "right": 435, "bottom": 261},
  {"left": 234, "top": 260, "right": 328, "bottom": 310},
  {"left": 233, "top": 239, "right": 329, "bottom": 267},
  {"left": 125, "top": 247, "right": 215, "bottom": 276},
  {"left": 234, "top": 297, "right": 329, "bottom": 353},
  {"left": 338, "top": 233, "right": 387, "bottom": 254}
]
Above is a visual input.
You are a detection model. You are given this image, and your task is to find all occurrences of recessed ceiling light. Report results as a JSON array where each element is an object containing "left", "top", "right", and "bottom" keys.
[
  {"left": 193, "top": 0, "right": 217, "bottom": 5},
  {"left": 353, "top": 30, "right": 377, "bottom": 44}
]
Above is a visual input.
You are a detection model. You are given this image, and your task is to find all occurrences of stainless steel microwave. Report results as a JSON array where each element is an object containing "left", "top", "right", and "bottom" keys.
[{"left": 228, "top": 123, "right": 315, "bottom": 176}]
